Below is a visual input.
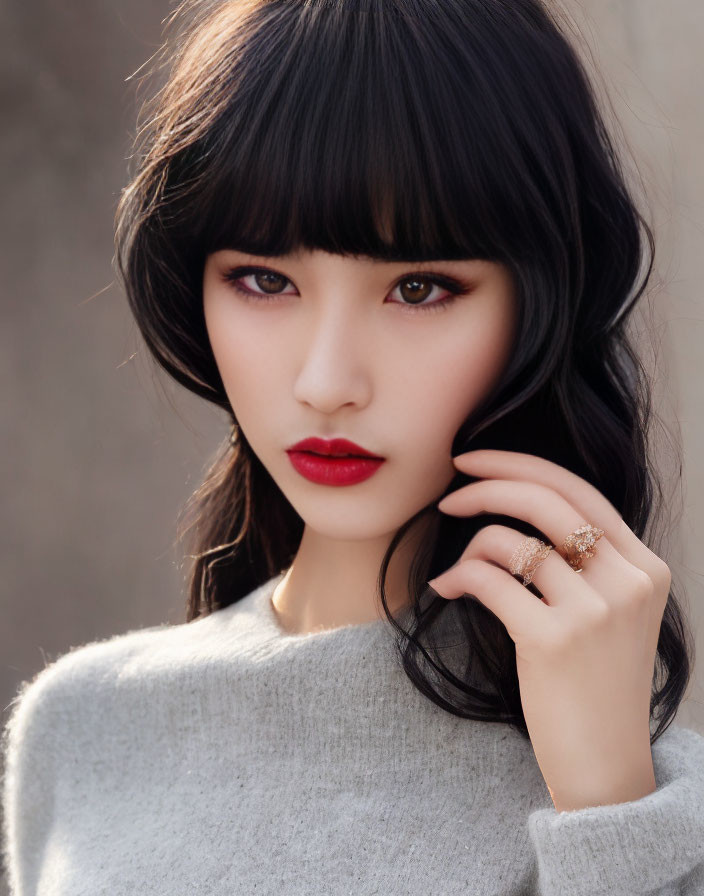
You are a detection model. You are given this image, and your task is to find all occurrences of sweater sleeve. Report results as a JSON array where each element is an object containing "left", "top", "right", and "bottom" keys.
[
  {"left": 1, "top": 661, "right": 64, "bottom": 896},
  {"left": 526, "top": 724, "right": 704, "bottom": 896},
  {"left": 1, "top": 628, "right": 166, "bottom": 896}
]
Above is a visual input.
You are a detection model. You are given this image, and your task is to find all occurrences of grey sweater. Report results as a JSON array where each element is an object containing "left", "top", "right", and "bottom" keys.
[{"left": 3, "top": 571, "right": 704, "bottom": 895}]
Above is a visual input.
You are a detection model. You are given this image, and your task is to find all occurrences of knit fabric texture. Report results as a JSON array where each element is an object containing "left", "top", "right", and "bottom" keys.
[{"left": 3, "top": 572, "right": 704, "bottom": 895}]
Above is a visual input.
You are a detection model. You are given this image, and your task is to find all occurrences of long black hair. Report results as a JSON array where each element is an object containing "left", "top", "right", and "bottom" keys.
[{"left": 114, "top": 0, "right": 694, "bottom": 744}]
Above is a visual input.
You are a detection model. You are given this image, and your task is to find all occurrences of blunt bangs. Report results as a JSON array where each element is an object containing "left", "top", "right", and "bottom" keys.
[{"left": 171, "top": 0, "right": 582, "bottom": 268}]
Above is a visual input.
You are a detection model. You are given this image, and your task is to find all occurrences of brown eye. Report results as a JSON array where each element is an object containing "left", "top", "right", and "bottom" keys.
[
  {"left": 388, "top": 273, "right": 468, "bottom": 312},
  {"left": 398, "top": 277, "right": 433, "bottom": 305},
  {"left": 253, "top": 271, "right": 287, "bottom": 293},
  {"left": 221, "top": 266, "right": 295, "bottom": 300}
]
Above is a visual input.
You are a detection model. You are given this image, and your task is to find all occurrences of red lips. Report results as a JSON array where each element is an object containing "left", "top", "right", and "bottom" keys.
[{"left": 287, "top": 437, "right": 384, "bottom": 459}]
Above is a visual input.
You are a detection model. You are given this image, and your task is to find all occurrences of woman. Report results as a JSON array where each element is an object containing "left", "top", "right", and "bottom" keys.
[{"left": 3, "top": 0, "right": 703, "bottom": 893}]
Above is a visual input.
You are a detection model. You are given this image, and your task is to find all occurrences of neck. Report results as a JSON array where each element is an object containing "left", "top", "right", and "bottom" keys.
[{"left": 270, "top": 517, "right": 431, "bottom": 635}]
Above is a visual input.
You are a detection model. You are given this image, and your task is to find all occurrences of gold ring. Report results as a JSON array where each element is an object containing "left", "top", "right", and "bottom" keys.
[
  {"left": 509, "top": 537, "right": 554, "bottom": 586},
  {"left": 561, "top": 524, "right": 604, "bottom": 572}
]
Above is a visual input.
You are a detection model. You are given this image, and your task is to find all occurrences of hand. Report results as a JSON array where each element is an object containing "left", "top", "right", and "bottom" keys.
[{"left": 427, "top": 449, "right": 671, "bottom": 812}]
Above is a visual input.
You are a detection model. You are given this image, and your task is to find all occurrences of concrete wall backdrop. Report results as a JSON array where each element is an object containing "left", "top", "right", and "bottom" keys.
[{"left": 1, "top": 1, "right": 703, "bottom": 891}]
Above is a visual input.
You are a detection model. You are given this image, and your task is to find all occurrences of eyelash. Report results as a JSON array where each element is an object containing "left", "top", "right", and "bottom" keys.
[{"left": 220, "top": 266, "right": 473, "bottom": 315}]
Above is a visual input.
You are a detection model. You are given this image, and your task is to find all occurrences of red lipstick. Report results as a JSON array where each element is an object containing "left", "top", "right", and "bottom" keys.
[{"left": 286, "top": 437, "right": 386, "bottom": 486}]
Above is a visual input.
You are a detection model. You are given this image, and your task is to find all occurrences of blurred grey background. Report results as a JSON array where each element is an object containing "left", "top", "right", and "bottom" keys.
[{"left": 1, "top": 1, "right": 703, "bottom": 891}]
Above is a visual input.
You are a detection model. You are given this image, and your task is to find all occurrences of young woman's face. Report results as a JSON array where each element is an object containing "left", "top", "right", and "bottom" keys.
[{"left": 203, "top": 249, "right": 516, "bottom": 539}]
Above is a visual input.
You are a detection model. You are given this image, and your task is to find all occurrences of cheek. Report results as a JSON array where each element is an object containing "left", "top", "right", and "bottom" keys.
[
  {"left": 402, "top": 311, "right": 514, "bottom": 447},
  {"left": 204, "top": 300, "right": 276, "bottom": 417}
]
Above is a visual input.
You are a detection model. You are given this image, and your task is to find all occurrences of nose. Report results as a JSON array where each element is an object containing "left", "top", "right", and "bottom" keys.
[{"left": 292, "top": 303, "right": 373, "bottom": 414}]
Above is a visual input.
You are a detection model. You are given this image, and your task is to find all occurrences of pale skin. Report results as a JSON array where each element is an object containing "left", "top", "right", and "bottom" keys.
[
  {"left": 202, "top": 248, "right": 668, "bottom": 812},
  {"left": 202, "top": 248, "right": 517, "bottom": 633}
]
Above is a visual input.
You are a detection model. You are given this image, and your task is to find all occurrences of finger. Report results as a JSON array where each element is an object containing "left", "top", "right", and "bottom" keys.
[
  {"left": 437, "top": 478, "right": 621, "bottom": 585},
  {"left": 428, "top": 556, "right": 554, "bottom": 646},
  {"left": 447, "top": 522, "right": 594, "bottom": 609},
  {"left": 461, "top": 524, "right": 631, "bottom": 606},
  {"left": 450, "top": 450, "right": 670, "bottom": 593}
]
